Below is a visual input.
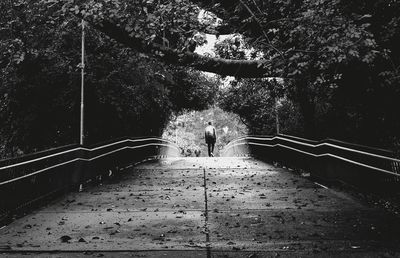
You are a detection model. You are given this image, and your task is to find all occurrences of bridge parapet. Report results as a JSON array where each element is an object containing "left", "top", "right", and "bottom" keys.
[
  {"left": 0, "top": 137, "right": 180, "bottom": 220},
  {"left": 222, "top": 134, "right": 400, "bottom": 193}
]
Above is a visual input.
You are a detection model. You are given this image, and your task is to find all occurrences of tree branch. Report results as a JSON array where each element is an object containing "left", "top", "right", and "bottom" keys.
[
  {"left": 91, "top": 18, "right": 277, "bottom": 78},
  {"left": 200, "top": 23, "right": 234, "bottom": 35}
]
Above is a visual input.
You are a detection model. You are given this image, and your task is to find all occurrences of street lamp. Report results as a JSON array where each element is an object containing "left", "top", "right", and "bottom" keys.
[
  {"left": 275, "top": 96, "right": 280, "bottom": 134},
  {"left": 80, "top": 20, "right": 85, "bottom": 145}
]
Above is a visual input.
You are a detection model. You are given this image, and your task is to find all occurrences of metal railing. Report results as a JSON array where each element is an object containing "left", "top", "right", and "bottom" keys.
[
  {"left": 222, "top": 134, "right": 400, "bottom": 192},
  {"left": 0, "top": 137, "right": 180, "bottom": 219}
]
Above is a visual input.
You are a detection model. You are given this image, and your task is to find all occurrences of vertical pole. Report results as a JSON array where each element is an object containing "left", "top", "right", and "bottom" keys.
[
  {"left": 275, "top": 97, "right": 280, "bottom": 135},
  {"left": 80, "top": 20, "right": 85, "bottom": 145}
]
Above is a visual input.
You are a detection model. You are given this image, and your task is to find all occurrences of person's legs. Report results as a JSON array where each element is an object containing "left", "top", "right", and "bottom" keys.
[
  {"left": 210, "top": 141, "right": 215, "bottom": 156},
  {"left": 207, "top": 143, "right": 212, "bottom": 157}
]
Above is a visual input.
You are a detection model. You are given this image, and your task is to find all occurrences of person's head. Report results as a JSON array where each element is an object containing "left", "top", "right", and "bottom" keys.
[{"left": 208, "top": 121, "right": 212, "bottom": 125}]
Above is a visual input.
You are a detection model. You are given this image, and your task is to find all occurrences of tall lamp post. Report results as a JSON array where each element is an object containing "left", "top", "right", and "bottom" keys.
[
  {"left": 275, "top": 96, "right": 280, "bottom": 134},
  {"left": 80, "top": 20, "right": 85, "bottom": 146}
]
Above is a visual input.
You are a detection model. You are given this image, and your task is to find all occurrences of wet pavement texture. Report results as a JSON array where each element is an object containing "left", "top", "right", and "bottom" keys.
[{"left": 0, "top": 157, "right": 400, "bottom": 257}]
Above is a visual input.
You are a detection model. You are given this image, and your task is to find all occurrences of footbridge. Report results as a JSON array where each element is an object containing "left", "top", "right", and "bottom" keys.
[{"left": 1, "top": 135, "right": 400, "bottom": 257}]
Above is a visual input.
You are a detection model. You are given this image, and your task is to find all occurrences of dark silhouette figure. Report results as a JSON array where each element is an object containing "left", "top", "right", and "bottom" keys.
[{"left": 205, "top": 122, "right": 217, "bottom": 157}]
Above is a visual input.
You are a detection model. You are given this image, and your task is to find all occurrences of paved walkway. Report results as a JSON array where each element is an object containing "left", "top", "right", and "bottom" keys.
[{"left": 0, "top": 157, "right": 399, "bottom": 257}]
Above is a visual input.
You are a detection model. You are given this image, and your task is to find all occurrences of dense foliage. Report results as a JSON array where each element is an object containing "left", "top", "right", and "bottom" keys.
[
  {"left": 0, "top": 1, "right": 218, "bottom": 157},
  {"left": 211, "top": 0, "right": 400, "bottom": 149},
  {"left": 219, "top": 78, "right": 303, "bottom": 136},
  {"left": 1, "top": 0, "right": 400, "bottom": 156}
]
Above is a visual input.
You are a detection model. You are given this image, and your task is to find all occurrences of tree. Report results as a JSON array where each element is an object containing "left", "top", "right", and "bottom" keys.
[
  {"left": 0, "top": 0, "right": 219, "bottom": 156},
  {"left": 51, "top": 0, "right": 276, "bottom": 77},
  {"left": 56, "top": 0, "right": 385, "bottom": 136},
  {"left": 219, "top": 78, "right": 303, "bottom": 135},
  {"left": 2, "top": 0, "right": 400, "bottom": 154},
  {"left": 169, "top": 68, "right": 219, "bottom": 112},
  {"left": 209, "top": 0, "right": 400, "bottom": 147}
]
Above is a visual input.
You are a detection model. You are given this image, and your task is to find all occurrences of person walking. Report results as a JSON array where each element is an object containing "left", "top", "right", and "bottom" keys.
[{"left": 205, "top": 121, "right": 217, "bottom": 157}]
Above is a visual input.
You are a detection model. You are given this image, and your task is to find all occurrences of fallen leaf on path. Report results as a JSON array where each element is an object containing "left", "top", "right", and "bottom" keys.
[{"left": 60, "top": 235, "right": 72, "bottom": 243}]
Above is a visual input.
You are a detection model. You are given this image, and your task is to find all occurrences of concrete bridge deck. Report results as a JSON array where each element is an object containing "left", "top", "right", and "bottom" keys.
[{"left": 0, "top": 157, "right": 399, "bottom": 257}]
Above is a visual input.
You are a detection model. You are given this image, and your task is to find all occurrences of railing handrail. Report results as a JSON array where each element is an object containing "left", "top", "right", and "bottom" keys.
[
  {"left": 279, "top": 133, "right": 393, "bottom": 155},
  {"left": 0, "top": 137, "right": 178, "bottom": 171},
  {"left": 0, "top": 144, "right": 80, "bottom": 165},
  {"left": 0, "top": 136, "right": 180, "bottom": 216},
  {"left": 226, "top": 134, "right": 393, "bottom": 155},
  {"left": 224, "top": 135, "right": 398, "bottom": 163},
  {"left": 222, "top": 135, "right": 400, "bottom": 178},
  {"left": 227, "top": 141, "right": 400, "bottom": 177},
  {"left": 0, "top": 142, "right": 176, "bottom": 186}
]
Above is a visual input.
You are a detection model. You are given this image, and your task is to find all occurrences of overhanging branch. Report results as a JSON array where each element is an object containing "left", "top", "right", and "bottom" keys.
[
  {"left": 91, "top": 19, "right": 276, "bottom": 78},
  {"left": 200, "top": 23, "right": 233, "bottom": 35}
]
